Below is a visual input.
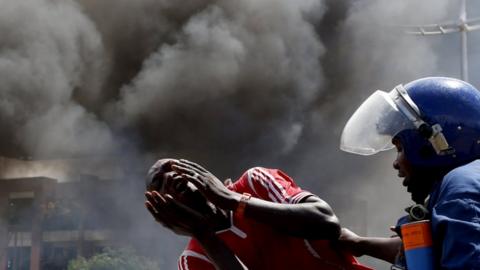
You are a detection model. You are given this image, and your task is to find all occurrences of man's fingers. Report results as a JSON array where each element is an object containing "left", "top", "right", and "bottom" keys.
[
  {"left": 177, "top": 159, "right": 209, "bottom": 173},
  {"left": 145, "top": 201, "right": 168, "bottom": 224},
  {"left": 145, "top": 201, "right": 158, "bottom": 215},
  {"left": 152, "top": 191, "right": 168, "bottom": 203},
  {"left": 146, "top": 192, "right": 194, "bottom": 235},
  {"left": 178, "top": 159, "right": 208, "bottom": 172},
  {"left": 145, "top": 191, "right": 170, "bottom": 214},
  {"left": 164, "top": 195, "right": 204, "bottom": 220},
  {"left": 146, "top": 200, "right": 181, "bottom": 229},
  {"left": 172, "top": 164, "right": 205, "bottom": 185},
  {"left": 165, "top": 194, "right": 199, "bottom": 215},
  {"left": 171, "top": 163, "right": 197, "bottom": 176},
  {"left": 181, "top": 173, "right": 206, "bottom": 189},
  {"left": 145, "top": 192, "right": 161, "bottom": 205}
]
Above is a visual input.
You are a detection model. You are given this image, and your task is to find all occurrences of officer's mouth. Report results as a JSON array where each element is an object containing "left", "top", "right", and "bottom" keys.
[
  {"left": 396, "top": 171, "right": 407, "bottom": 184},
  {"left": 400, "top": 175, "right": 412, "bottom": 191}
]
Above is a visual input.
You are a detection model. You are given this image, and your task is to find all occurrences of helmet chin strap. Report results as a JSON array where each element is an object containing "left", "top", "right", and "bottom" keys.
[{"left": 393, "top": 85, "right": 455, "bottom": 156}]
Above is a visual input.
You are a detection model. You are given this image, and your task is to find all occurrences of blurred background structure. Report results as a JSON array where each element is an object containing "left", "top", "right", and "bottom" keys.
[
  {"left": 0, "top": 176, "right": 125, "bottom": 270},
  {"left": 399, "top": 0, "right": 480, "bottom": 82}
]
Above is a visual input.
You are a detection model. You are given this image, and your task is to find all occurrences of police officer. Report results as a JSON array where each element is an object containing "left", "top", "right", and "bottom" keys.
[{"left": 338, "top": 77, "right": 480, "bottom": 269}]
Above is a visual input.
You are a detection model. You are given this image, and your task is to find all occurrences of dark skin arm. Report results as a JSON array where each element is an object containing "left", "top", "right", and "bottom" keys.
[
  {"left": 145, "top": 191, "right": 248, "bottom": 270},
  {"left": 337, "top": 228, "right": 402, "bottom": 263},
  {"left": 172, "top": 159, "right": 341, "bottom": 240},
  {"left": 241, "top": 195, "right": 340, "bottom": 239}
]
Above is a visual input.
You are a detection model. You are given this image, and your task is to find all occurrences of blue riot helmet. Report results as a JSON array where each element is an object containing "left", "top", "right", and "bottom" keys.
[{"left": 340, "top": 77, "right": 480, "bottom": 169}]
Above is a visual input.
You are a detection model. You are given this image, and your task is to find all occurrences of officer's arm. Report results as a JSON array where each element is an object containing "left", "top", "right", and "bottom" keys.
[{"left": 338, "top": 228, "right": 401, "bottom": 263}]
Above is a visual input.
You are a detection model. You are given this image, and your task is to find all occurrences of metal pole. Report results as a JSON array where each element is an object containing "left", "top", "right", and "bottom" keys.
[
  {"left": 460, "top": 0, "right": 469, "bottom": 81},
  {"left": 398, "top": 0, "right": 480, "bottom": 83}
]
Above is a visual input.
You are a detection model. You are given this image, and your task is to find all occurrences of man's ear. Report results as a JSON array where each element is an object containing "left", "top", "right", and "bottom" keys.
[{"left": 223, "top": 178, "right": 233, "bottom": 186}]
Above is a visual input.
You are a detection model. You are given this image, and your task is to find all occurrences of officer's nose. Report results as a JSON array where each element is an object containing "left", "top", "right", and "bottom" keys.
[{"left": 393, "top": 158, "right": 400, "bottom": 170}]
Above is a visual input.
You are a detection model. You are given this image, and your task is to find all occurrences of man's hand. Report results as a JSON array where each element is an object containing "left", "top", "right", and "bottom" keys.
[
  {"left": 172, "top": 159, "right": 241, "bottom": 210},
  {"left": 145, "top": 190, "right": 248, "bottom": 270},
  {"left": 145, "top": 191, "right": 210, "bottom": 236}
]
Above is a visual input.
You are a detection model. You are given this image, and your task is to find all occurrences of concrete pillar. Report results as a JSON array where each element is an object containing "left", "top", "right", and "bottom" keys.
[
  {"left": 0, "top": 190, "right": 8, "bottom": 270},
  {"left": 30, "top": 191, "right": 44, "bottom": 270}
]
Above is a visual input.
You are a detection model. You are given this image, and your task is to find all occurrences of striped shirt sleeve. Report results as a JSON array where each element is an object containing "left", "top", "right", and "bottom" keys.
[
  {"left": 177, "top": 250, "right": 215, "bottom": 270},
  {"left": 236, "top": 167, "right": 313, "bottom": 204}
]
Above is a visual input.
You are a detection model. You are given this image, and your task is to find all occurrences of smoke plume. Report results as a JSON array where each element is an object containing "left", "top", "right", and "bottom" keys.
[{"left": 0, "top": 0, "right": 115, "bottom": 158}]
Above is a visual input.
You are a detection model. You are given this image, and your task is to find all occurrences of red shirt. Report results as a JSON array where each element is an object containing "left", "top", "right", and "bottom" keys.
[{"left": 178, "top": 167, "right": 372, "bottom": 270}]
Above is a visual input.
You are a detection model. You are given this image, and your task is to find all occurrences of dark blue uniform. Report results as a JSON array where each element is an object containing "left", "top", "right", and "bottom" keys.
[{"left": 428, "top": 160, "right": 480, "bottom": 269}]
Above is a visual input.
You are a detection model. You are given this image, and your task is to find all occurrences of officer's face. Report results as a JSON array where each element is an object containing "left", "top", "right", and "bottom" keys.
[
  {"left": 392, "top": 139, "right": 434, "bottom": 203},
  {"left": 392, "top": 139, "right": 414, "bottom": 191}
]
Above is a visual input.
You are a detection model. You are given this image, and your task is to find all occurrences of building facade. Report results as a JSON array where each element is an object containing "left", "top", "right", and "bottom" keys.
[{"left": 0, "top": 177, "right": 120, "bottom": 270}]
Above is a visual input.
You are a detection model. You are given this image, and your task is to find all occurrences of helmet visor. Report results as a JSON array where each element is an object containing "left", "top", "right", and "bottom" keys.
[{"left": 340, "top": 90, "right": 415, "bottom": 155}]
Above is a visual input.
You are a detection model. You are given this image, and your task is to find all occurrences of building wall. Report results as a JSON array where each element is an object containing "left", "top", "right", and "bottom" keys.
[{"left": 0, "top": 177, "right": 118, "bottom": 270}]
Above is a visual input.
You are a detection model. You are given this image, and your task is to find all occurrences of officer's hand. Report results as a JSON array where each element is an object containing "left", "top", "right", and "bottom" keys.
[{"left": 336, "top": 228, "right": 365, "bottom": 257}]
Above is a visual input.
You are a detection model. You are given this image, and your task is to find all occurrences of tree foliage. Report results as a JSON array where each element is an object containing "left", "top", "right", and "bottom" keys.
[{"left": 67, "top": 247, "right": 160, "bottom": 270}]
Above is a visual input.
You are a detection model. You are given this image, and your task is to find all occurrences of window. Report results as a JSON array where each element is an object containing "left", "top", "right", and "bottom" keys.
[{"left": 8, "top": 198, "right": 34, "bottom": 231}]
